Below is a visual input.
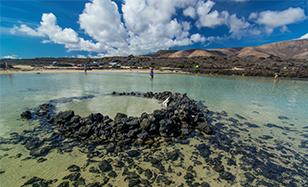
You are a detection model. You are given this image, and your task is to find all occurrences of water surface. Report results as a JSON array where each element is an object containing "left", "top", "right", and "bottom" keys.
[{"left": 0, "top": 72, "right": 307, "bottom": 186}]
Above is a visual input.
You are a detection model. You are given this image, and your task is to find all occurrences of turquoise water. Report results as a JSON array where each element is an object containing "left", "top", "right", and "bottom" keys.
[
  {"left": 0, "top": 72, "right": 308, "bottom": 186},
  {"left": 1, "top": 72, "right": 307, "bottom": 134}
]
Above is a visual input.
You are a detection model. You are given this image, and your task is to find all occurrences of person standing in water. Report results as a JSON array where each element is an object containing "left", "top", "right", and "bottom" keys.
[{"left": 150, "top": 67, "right": 154, "bottom": 79}]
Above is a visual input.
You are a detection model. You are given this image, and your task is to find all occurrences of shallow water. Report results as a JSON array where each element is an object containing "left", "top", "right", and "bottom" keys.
[{"left": 0, "top": 72, "right": 307, "bottom": 186}]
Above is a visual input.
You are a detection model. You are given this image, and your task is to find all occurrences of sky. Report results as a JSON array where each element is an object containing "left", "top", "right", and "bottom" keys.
[{"left": 0, "top": 0, "right": 308, "bottom": 58}]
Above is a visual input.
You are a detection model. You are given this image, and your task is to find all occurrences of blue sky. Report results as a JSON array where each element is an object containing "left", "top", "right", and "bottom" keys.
[{"left": 0, "top": 0, "right": 308, "bottom": 58}]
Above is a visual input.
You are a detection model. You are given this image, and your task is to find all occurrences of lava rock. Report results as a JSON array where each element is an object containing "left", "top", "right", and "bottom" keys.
[
  {"left": 196, "top": 144, "right": 211, "bottom": 158},
  {"left": 99, "top": 160, "right": 112, "bottom": 172},
  {"left": 126, "top": 150, "right": 141, "bottom": 157},
  {"left": 67, "top": 165, "right": 80, "bottom": 172},
  {"left": 21, "top": 110, "right": 32, "bottom": 119}
]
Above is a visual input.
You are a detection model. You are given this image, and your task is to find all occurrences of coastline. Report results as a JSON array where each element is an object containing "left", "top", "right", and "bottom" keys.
[
  {"left": 0, "top": 66, "right": 185, "bottom": 75},
  {"left": 1, "top": 65, "right": 308, "bottom": 82}
]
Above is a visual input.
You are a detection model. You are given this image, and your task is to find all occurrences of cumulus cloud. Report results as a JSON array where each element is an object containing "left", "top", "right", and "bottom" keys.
[
  {"left": 196, "top": 0, "right": 227, "bottom": 28},
  {"left": 183, "top": 6, "right": 196, "bottom": 18},
  {"left": 251, "top": 7, "right": 306, "bottom": 33},
  {"left": 10, "top": 0, "right": 307, "bottom": 56},
  {"left": 79, "top": 0, "right": 127, "bottom": 48},
  {"left": 190, "top": 33, "right": 206, "bottom": 42},
  {"left": 12, "top": 13, "right": 100, "bottom": 52}
]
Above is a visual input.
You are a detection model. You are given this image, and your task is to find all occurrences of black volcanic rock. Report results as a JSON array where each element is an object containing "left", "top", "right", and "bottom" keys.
[{"left": 21, "top": 110, "right": 32, "bottom": 119}]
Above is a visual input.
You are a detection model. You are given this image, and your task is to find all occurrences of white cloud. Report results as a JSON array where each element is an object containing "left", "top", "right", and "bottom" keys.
[
  {"left": 11, "top": 24, "right": 43, "bottom": 37},
  {"left": 79, "top": 0, "right": 128, "bottom": 48},
  {"left": 226, "top": 14, "right": 250, "bottom": 38},
  {"left": 11, "top": 13, "right": 100, "bottom": 52},
  {"left": 194, "top": 1, "right": 251, "bottom": 38},
  {"left": 196, "top": 0, "right": 227, "bottom": 28},
  {"left": 191, "top": 33, "right": 206, "bottom": 42},
  {"left": 2, "top": 55, "right": 18, "bottom": 59},
  {"left": 252, "top": 7, "right": 306, "bottom": 33},
  {"left": 298, "top": 33, "right": 308, "bottom": 39},
  {"left": 183, "top": 6, "right": 196, "bottom": 18},
  {"left": 9, "top": 0, "right": 307, "bottom": 56}
]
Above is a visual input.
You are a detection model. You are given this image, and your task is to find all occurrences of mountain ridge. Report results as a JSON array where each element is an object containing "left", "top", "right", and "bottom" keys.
[{"left": 153, "top": 39, "right": 308, "bottom": 59}]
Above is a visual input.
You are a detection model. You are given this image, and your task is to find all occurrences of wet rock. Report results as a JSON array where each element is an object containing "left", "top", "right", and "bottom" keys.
[
  {"left": 114, "top": 160, "right": 125, "bottom": 168},
  {"left": 21, "top": 110, "right": 32, "bottom": 119},
  {"left": 200, "top": 182, "right": 210, "bottom": 187},
  {"left": 89, "top": 166, "right": 100, "bottom": 173},
  {"left": 219, "top": 171, "right": 235, "bottom": 181},
  {"left": 144, "top": 169, "right": 153, "bottom": 179},
  {"left": 265, "top": 123, "right": 284, "bottom": 130},
  {"left": 213, "top": 164, "right": 224, "bottom": 172},
  {"left": 227, "top": 158, "right": 236, "bottom": 166},
  {"left": 114, "top": 113, "right": 127, "bottom": 123},
  {"left": 106, "top": 143, "right": 116, "bottom": 153},
  {"left": 184, "top": 172, "right": 195, "bottom": 182},
  {"left": 166, "top": 149, "right": 180, "bottom": 161},
  {"left": 55, "top": 111, "right": 74, "bottom": 122},
  {"left": 24, "top": 137, "right": 43, "bottom": 150},
  {"left": 235, "top": 114, "right": 246, "bottom": 120},
  {"left": 37, "top": 157, "right": 47, "bottom": 163},
  {"left": 99, "top": 160, "right": 112, "bottom": 172},
  {"left": 244, "top": 172, "right": 255, "bottom": 182},
  {"left": 67, "top": 165, "right": 80, "bottom": 172},
  {"left": 126, "top": 150, "right": 141, "bottom": 157},
  {"left": 22, "top": 176, "right": 53, "bottom": 187},
  {"left": 0, "top": 168, "right": 5, "bottom": 174},
  {"left": 278, "top": 116, "right": 289, "bottom": 120},
  {"left": 30, "top": 146, "right": 51, "bottom": 157},
  {"left": 73, "top": 177, "right": 86, "bottom": 186},
  {"left": 196, "top": 144, "right": 211, "bottom": 158},
  {"left": 108, "top": 170, "right": 117, "bottom": 178},
  {"left": 86, "top": 182, "right": 102, "bottom": 187},
  {"left": 244, "top": 122, "right": 260, "bottom": 128},
  {"left": 128, "top": 178, "right": 141, "bottom": 187},
  {"left": 140, "top": 118, "right": 151, "bottom": 130},
  {"left": 63, "top": 172, "right": 80, "bottom": 181},
  {"left": 57, "top": 181, "right": 69, "bottom": 187},
  {"left": 156, "top": 174, "right": 172, "bottom": 185},
  {"left": 102, "top": 176, "right": 110, "bottom": 185},
  {"left": 259, "top": 135, "right": 273, "bottom": 140},
  {"left": 196, "top": 122, "right": 213, "bottom": 135}
]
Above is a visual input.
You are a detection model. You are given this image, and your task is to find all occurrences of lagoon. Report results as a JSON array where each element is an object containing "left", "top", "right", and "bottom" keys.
[{"left": 0, "top": 72, "right": 307, "bottom": 186}]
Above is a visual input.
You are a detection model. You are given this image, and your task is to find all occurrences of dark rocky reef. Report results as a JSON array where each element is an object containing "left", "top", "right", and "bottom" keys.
[
  {"left": 1, "top": 92, "right": 307, "bottom": 186},
  {"left": 23, "top": 91, "right": 213, "bottom": 152}
]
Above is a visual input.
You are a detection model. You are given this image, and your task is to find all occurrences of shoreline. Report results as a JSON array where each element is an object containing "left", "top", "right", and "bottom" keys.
[
  {"left": 0, "top": 66, "right": 186, "bottom": 75},
  {"left": 1, "top": 67, "right": 308, "bottom": 81}
]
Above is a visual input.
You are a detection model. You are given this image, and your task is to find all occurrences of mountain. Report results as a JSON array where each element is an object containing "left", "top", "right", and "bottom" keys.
[{"left": 153, "top": 39, "right": 308, "bottom": 59}]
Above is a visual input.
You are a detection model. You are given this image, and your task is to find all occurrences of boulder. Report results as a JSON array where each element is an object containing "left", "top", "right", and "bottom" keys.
[
  {"left": 55, "top": 111, "right": 74, "bottom": 122},
  {"left": 140, "top": 118, "right": 151, "bottom": 130},
  {"left": 21, "top": 110, "right": 32, "bottom": 119},
  {"left": 113, "top": 113, "right": 127, "bottom": 124},
  {"left": 98, "top": 160, "right": 112, "bottom": 172}
]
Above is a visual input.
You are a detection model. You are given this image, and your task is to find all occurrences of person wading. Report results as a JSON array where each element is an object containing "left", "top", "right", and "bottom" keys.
[{"left": 150, "top": 67, "right": 154, "bottom": 79}]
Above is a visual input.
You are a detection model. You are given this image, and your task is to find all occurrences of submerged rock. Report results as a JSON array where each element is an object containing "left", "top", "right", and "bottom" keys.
[
  {"left": 126, "top": 150, "right": 141, "bottom": 157},
  {"left": 99, "top": 160, "right": 112, "bottom": 172},
  {"left": 67, "top": 165, "right": 80, "bottom": 172},
  {"left": 22, "top": 176, "right": 54, "bottom": 187}
]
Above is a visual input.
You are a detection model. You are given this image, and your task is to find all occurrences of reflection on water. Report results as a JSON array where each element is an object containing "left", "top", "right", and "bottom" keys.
[{"left": 0, "top": 72, "right": 308, "bottom": 186}]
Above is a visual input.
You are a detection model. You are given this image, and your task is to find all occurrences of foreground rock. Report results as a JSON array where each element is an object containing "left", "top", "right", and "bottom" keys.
[
  {"left": 7, "top": 92, "right": 307, "bottom": 186},
  {"left": 27, "top": 91, "right": 214, "bottom": 152}
]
